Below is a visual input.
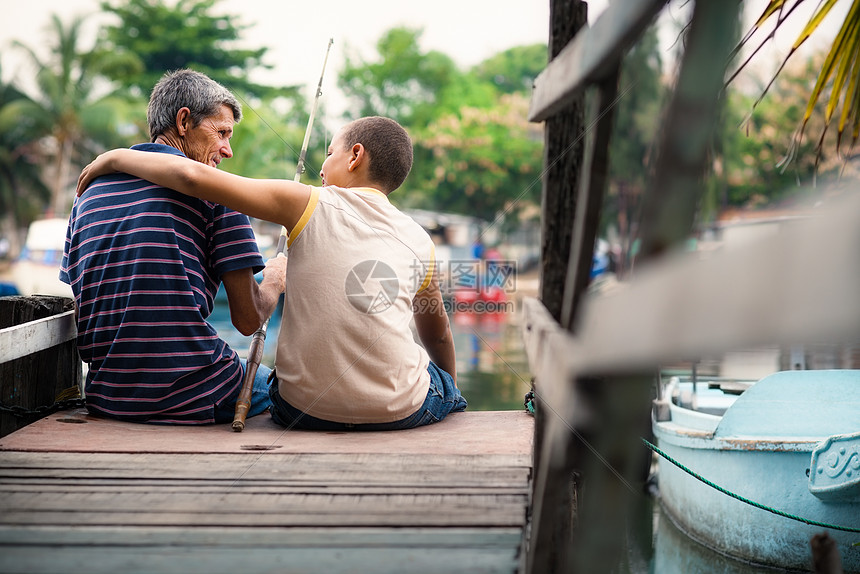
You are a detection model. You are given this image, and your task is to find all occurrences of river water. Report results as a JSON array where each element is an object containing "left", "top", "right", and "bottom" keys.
[{"left": 207, "top": 297, "right": 801, "bottom": 574}]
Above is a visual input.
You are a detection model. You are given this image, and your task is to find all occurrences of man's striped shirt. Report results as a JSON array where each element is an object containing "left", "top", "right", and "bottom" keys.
[{"left": 60, "top": 143, "right": 264, "bottom": 424}]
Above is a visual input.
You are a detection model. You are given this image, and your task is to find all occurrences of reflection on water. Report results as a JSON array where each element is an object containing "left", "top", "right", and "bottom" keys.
[
  {"left": 450, "top": 307, "right": 531, "bottom": 411},
  {"left": 207, "top": 299, "right": 282, "bottom": 365},
  {"left": 607, "top": 495, "right": 804, "bottom": 573},
  {"left": 651, "top": 501, "right": 792, "bottom": 574}
]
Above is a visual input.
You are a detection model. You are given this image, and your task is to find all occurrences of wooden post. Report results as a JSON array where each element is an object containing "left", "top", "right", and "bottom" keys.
[
  {"left": 532, "top": 2, "right": 587, "bottom": 570},
  {"left": 0, "top": 296, "right": 82, "bottom": 437},
  {"left": 524, "top": 296, "right": 655, "bottom": 573},
  {"left": 563, "top": 374, "right": 653, "bottom": 572},
  {"left": 539, "top": 0, "right": 587, "bottom": 323},
  {"left": 560, "top": 67, "right": 620, "bottom": 331}
]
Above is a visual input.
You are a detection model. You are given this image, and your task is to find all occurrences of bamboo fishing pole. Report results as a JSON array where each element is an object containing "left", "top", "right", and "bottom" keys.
[{"left": 232, "top": 38, "right": 334, "bottom": 432}]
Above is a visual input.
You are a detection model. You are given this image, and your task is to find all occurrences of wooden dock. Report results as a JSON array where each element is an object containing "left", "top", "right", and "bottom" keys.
[{"left": 0, "top": 409, "right": 533, "bottom": 574}]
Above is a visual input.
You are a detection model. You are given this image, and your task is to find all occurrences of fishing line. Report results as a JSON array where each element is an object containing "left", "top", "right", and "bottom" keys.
[{"left": 232, "top": 91, "right": 302, "bottom": 159}]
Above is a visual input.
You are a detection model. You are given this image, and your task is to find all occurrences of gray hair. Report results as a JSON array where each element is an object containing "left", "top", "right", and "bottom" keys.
[{"left": 147, "top": 69, "right": 242, "bottom": 141}]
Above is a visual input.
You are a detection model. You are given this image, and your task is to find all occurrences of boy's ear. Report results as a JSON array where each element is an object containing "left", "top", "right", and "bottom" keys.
[{"left": 347, "top": 143, "right": 365, "bottom": 172}]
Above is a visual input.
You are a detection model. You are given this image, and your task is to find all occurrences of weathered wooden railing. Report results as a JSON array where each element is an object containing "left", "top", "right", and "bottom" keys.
[
  {"left": 0, "top": 296, "right": 81, "bottom": 437},
  {"left": 524, "top": 0, "right": 860, "bottom": 572}
]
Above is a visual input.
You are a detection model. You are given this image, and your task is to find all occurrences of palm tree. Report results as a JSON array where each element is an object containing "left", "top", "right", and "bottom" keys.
[
  {"left": 0, "top": 61, "right": 52, "bottom": 237},
  {"left": 731, "top": 0, "right": 860, "bottom": 164},
  {"left": 14, "top": 13, "right": 143, "bottom": 216}
]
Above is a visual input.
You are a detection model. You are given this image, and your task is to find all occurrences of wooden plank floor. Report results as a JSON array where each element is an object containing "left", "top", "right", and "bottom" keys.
[{"left": 0, "top": 409, "right": 533, "bottom": 574}]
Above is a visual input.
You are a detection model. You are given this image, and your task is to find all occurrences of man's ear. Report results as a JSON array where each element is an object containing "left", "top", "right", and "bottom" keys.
[
  {"left": 175, "top": 107, "right": 192, "bottom": 136},
  {"left": 347, "top": 143, "right": 365, "bottom": 172}
]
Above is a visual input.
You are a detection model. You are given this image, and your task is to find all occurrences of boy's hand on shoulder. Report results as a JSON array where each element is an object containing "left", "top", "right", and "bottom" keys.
[{"left": 77, "top": 149, "right": 124, "bottom": 196}]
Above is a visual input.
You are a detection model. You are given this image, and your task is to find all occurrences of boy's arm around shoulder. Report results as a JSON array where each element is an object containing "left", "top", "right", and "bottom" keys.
[
  {"left": 413, "top": 270, "right": 457, "bottom": 385},
  {"left": 76, "top": 148, "right": 312, "bottom": 232}
]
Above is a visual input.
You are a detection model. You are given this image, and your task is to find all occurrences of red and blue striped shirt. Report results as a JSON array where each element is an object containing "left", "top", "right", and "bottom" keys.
[{"left": 60, "top": 144, "right": 264, "bottom": 424}]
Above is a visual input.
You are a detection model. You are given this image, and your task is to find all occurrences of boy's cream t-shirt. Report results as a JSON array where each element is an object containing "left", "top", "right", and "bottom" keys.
[{"left": 275, "top": 185, "right": 436, "bottom": 424}]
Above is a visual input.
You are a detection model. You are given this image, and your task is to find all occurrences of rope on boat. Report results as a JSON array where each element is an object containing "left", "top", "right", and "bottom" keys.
[{"left": 641, "top": 438, "right": 860, "bottom": 534}]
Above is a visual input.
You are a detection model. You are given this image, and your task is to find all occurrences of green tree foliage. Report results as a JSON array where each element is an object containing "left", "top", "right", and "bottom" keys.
[
  {"left": 0, "top": 63, "right": 52, "bottom": 229},
  {"left": 472, "top": 44, "right": 547, "bottom": 94},
  {"left": 409, "top": 93, "right": 543, "bottom": 221},
  {"left": 97, "top": 0, "right": 311, "bottom": 181},
  {"left": 340, "top": 27, "right": 460, "bottom": 127},
  {"left": 733, "top": 0, "right": 860, "bottom": 160},
  {"left": 220, "top": 98, "right": 329, "bottom": 186},
  {"left": 716, "top": 54, "right": 839, "bottom": 210},
  {"left": 601, "top": 28, "right": 666, "bottom": 256},
  {"left": 14, "top": 13, "right": 140, "bottom": 216},
  {"left": 99, "top": 0, "right": 295, "bottom": 100},
  {"left": 340, "top": 27, "right": 545, "bottom": 222},
  {"left": 5, "top": 13, "right": 548, "bottom": 226}
]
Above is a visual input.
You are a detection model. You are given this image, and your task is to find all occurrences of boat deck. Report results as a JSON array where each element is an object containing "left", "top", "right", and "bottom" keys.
[{"left": 0, "top": 409, "right": 533, "bottom": 574}]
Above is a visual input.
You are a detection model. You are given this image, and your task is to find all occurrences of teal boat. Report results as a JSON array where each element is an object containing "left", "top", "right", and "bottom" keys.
[{"left": 652, "top": 370, "right": 860, "bottom": 571}]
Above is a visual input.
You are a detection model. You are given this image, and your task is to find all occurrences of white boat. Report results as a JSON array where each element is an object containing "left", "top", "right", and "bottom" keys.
[
  {"left": 652, "top": 370, "right": 860, "bottom": 572},
  {"left": 11, "top": 218, "right": 72, "bottom": 298}
]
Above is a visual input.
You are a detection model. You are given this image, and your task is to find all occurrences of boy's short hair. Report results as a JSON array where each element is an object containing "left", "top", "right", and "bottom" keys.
[
  {"left": 147, "top": 69, "right": 242, "bottom": 142},
  {"left": 341, "top": 117, "right": 413, "bottom": 193}
]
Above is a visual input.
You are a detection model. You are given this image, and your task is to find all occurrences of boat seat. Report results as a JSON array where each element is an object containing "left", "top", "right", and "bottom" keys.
[{"left": 714, "top": 370, "right": 860, "bottom": 439}]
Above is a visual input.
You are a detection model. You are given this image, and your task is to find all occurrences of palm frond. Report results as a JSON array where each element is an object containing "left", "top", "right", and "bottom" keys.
[
  {"left": 849, "top": 52, "right": 860, "bottom": 143},
  {"left": 730, "top": 0, "right": 860, "bottom": 165},
  {"left": 754, "top": 0, "right": 788, "bottom": 28},
  {"left": 793, "top": 0, "right": 841, "bottom": 48}
]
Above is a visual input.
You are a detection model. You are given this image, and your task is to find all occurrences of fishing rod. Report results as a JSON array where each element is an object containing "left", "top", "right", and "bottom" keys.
[{"left": 232, "top": 37, "right": 334, "bottom": 432}]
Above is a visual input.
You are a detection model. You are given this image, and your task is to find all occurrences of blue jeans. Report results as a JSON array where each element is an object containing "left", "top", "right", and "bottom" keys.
[
  {"left": 268, "top": 361, "right": 467, "bottom": 431},
  {"left": 214, "top": 360, "right": 273, "bottom": 423}
]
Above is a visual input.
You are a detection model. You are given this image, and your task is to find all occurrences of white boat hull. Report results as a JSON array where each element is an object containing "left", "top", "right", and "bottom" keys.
[{"left": 653, "top": 370, "right": 860, "bottom": 571}]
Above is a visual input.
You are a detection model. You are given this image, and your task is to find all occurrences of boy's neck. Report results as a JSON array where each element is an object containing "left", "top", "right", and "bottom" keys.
[{"left": 340, "top": 180, "right": 389, "bottom": 196}]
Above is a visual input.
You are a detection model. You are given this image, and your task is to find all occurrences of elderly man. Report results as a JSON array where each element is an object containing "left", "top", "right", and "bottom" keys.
[{"left": 61, "top": 69, "right": 286, "bottom": 424}]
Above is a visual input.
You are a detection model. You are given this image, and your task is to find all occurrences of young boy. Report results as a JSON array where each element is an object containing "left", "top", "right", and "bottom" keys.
[{"left": 76, "top": 116, "right": 467, "bottom": 430}]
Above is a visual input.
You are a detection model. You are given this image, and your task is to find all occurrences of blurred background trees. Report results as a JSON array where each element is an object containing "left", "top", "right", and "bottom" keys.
[
  {"left": 0, "top": 61, "right": 52, "bottom": 228},
  {"left": 99, "top": 0, "right": 279, "bottom": 99},
  {"left": 0, "top": 0, "right": 853, "bottom": 255},
  {"left": 12, "top": 13, "right": 132, "bottom": 217},
  {"left": 340, "top": 29, "right": 545, "bottom": 223}
]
